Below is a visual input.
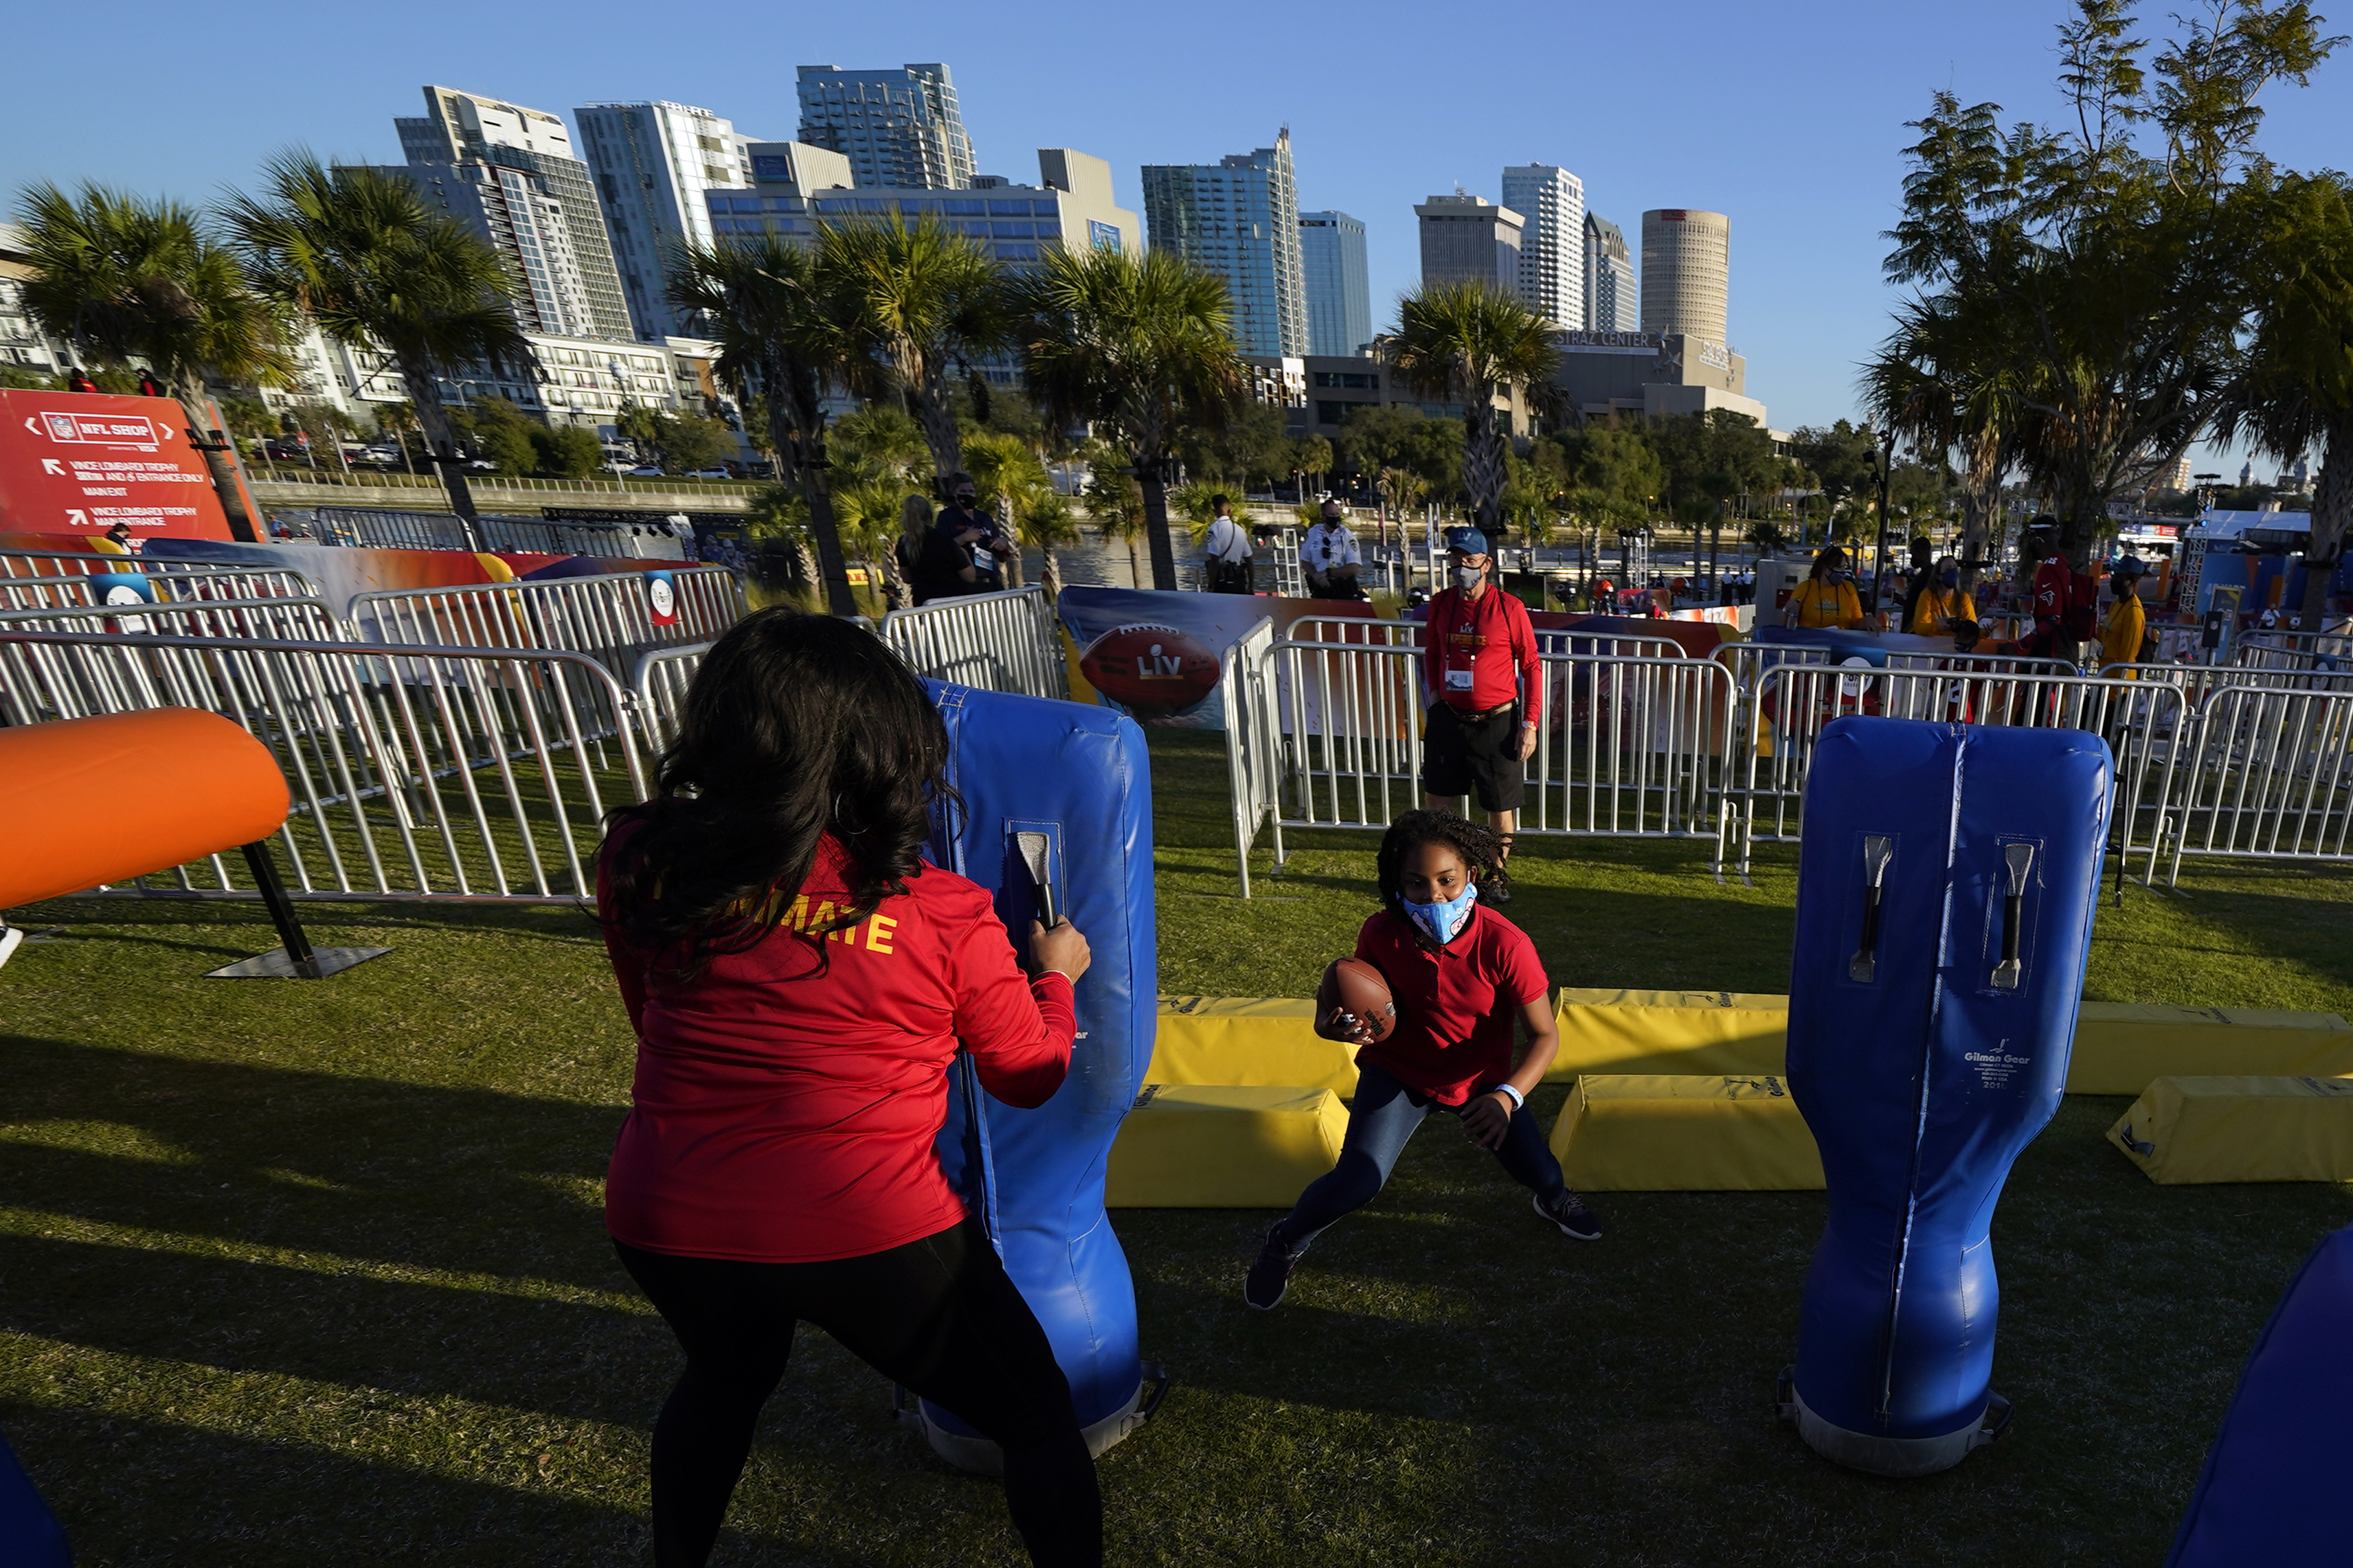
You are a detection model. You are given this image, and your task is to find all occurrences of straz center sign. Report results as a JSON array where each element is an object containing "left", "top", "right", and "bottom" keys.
[{"left": 0, "top": 389, "right": 232, "bottom": 539}]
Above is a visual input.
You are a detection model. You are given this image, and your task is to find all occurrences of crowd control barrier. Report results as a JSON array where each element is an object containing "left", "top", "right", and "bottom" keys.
[
  {"left": 0, "top": 597, "right": 346, "bottom": 642},
  {"left": 920, "top": 680, "right": 1164, "bottom": 1468},
  {"left": 0, "top": 629, "right": 644, "bottom": 902},
  {"left": 2165, "top": 683, "right": 2353, "bottom": 883},
  {"left": 1781, "top": 717, "right": 2111, "bottom": 1477},
  {"left": 3, "top": 549, "right": 321, "bottom": 611},
  {"left": 2233, "top": 629, "right": 2350, "bottom": 674},
  {"left": 351, "top": 566, "right": 742, "bottom": 684},
  {"left": 295, "top": 506, "right": 688, "bottom": 558},
  {"left": 879, "top": 586, "right": 1068, "bottom": 701}
]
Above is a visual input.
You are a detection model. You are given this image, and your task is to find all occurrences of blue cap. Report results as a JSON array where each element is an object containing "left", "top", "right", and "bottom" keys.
[{"left": 1445, "top": 527, "right": 1489, "bottom": 556}]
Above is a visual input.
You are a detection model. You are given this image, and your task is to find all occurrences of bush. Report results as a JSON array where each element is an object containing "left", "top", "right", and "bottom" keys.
[{"left": 531, "top": 425, "right": 603, "bottom": 480}]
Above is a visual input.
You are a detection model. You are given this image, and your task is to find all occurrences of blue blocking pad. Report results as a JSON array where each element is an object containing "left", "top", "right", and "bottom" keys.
[
  {"left": 1785, "top": 717, "right": 2110, "bottom": 1475},
  {"left": 921, "top": 681, "right": 1157, "bottom": 1466},
  {"left": 2165, "top": 1224, "right": 2353, "bottom": 1567},
  {"left": 0, "top": 1427, "right": 69, "bottom": 1568}
]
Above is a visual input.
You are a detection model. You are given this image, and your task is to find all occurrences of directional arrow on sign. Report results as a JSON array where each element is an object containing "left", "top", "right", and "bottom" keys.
[
  {"left": 41, "top": 459, "right": 65, "bottom": 476},
  {"left": 67, "top": 510, "right": 88, "bottom": 527},
  {"left": 22, "top": 416, "right": 36, "bottom": 435}
]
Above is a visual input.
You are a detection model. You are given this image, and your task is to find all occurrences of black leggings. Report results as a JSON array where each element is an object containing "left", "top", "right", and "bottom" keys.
[{"left": 615, "top": 1218, "right": 1101, "bottom": 1567}]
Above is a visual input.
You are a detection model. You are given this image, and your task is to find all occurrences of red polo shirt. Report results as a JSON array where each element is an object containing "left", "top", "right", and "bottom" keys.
[
  {"left": 1422, "top": 584, "right": 1543, "bottom": 725},
  {"left": 600, "top": 833, "right": 1075, "bottom": 1264},
  {"left": 1351, "top": 905, "right": 1549, "bottom": 1106}
]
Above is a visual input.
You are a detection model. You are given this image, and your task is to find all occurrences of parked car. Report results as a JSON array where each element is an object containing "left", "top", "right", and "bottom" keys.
[
  {"left": 623, "top": 464, "right": 665, "bottom": 478},
  {"left": 261, "top": 439, "right": 310, "bottom": 462},
  {"left": 686, "top": 466, "right": 734, "bottom": 481}
]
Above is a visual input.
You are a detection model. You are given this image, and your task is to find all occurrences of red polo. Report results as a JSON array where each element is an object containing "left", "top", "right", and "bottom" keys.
[{"left": 1350, "top": 905, "right": 1549, "bottom": 1106}]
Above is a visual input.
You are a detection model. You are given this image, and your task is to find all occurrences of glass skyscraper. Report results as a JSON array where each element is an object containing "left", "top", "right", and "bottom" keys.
[
  {"left": 1299, "top": 211, "right": 1371, "bottom": 357},
  {"left": 1584, "top": 213, "right": 1638, "bottom": 332},
  {"left": 1140, "top": 130, "right": 1308, "bottom": 357},
  {"left": 794, "top": 63, "right": 976, "bottom": 190},
  {"left": 576, "top": 101, "right": 763, "bottom": 340}
]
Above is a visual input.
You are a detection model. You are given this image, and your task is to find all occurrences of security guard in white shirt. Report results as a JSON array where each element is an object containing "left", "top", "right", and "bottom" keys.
[{"left": 1303, "top": 499, "right": 1362, "bottom": 600}]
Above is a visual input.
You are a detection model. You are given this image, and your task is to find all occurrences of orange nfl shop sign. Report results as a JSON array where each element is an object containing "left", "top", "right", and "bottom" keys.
[{"left": 0, "top": 389, "right": 234, "bottom": 540}]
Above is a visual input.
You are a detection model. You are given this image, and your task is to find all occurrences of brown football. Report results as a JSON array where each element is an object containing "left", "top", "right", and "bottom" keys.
[{"left": 1318, "top": 956, "right": 1397, "bottom": 1042}]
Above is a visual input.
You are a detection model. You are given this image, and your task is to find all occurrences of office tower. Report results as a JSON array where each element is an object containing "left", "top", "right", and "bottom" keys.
[
  {"left": 1299, "top": 210, "right": 1371, "bottom": 357},
  {"left": 1584, "top": 212, "right": 1637, "bottom": 332},
  {"left": 1415, "top": 193, "right": 1522, "bottom": 293},
  {"left": 1140, "top": 130, "right": 1307, "bottom": 357},
  {"left": 393, "top": 87, "right": 636, "bottom": 341},
  {"left": 1499, "top": 164, "right": 1584, "bottom": 328},
  {"left": 576, "top": 102, "right": 764, "bottom": 340},
  {"left": 1640, "top": 208, "right": 1730, "bottom": 342},
  {"left": 795, "top": 63, "right": 976, "bottom": 190}
]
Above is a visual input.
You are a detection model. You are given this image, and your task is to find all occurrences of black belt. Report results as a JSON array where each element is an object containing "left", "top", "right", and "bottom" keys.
[{"left": 1448, "top": 701, "right": 1516, "bottom": 721}]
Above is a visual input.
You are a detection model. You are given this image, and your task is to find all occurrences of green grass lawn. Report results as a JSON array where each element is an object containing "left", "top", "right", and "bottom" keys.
[{"left": 5, "top": 729, "right": 2352, "bottom": 1565}]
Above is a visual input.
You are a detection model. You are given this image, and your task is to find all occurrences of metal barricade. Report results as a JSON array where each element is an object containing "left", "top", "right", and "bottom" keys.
[
  {"left": 298, "top": 506, "right": 683, "bottom": 559},
  {"left": 0, "top": 597, "right": 346, "bottom": 642},
  {"left": 0, "top": 629, "right": 645, "bottom": 902},
  {"left": 1239, "top": 637, "right": 1739, "bottom": 889},
  {"left": 631, "top": 642, "right": 711, "bottom": 756},
  {"left": 2166, "top": 683, "right": 2353, "bottom": 883},
  {"left": 881, "top": 586, "right": 1067, "bottom": 700},
  {"left": 1740, "top": 663, "right": 2185, "bottom": 887},
  {"left": 350, "top": 566, "right": 743, "bottom": 683},
  {"left": 2, "top": 549, "right": 321, "bottom": 609},
  {"left": 2236, "top": 630, "right": 2352, "bottom": 674}
]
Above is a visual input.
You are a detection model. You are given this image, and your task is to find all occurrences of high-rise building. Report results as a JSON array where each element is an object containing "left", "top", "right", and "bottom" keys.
[
  {"left": 1415, "top": 194, "right": 1522, "bottom": 294},
  {"left": 576, "top": 102, "right": 764, "bottom": 340},
  {"left": 1140, "top": 130, "right": 1308, "bottom": 358},
  {"left": 1499, "top": 164, "right": 1584, "bottom": 328},
  {"left": 1298, "top": 211, "right": 1371, "bottom": 358},
  {"left": 392, "top": 87, "right": 636, "bottom": 341},
  {"left": 1584, "top": 212, "right": 1636, "bottom": 333},
  {"left": 1640, "top": 208, "right": 1730, "bottom": 343},
  {"left": 795, "top": 64, "right": 976, "bottom": 190}
]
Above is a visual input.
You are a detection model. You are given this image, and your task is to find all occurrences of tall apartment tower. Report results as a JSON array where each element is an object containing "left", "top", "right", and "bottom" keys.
[
  {"left": 1499, "top": 164, "right": 1584, "bottom": 328},
  {"left": 1584, "top": 212, "right": 1637, "bottom": 332},
  {"left": 576, "top": 102, "right": 762, "bottom": 340},
  {"left": 794, "top": 64, "right": 976, "bottom": 190},
  {"left": 1140, "top": 129, "right": 1308, "bottom": 357},
  {"left": 1298, "top": 210, "right": 1371, "bottom": 357},
  {"left": 1415, "top": 193, "right": 1522, "bottom": 293},
  {"left": 394, "top": 87, "right": 636, "bottom": 341},
  {"left": 1640, "top": 208, "right": 1730, "bottom": 342}
]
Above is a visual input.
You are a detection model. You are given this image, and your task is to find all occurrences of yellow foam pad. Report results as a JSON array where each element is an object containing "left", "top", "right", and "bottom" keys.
[
  {"left": 2108, "top": 1076, "right": 2353, "bottom": 1184},
  {"left": 1549, "top": 1074, "right": 1825, "bottom": 1191},
  {"left": 1551, "top": 988, "right": 1792, "bottom": 1079},
  {"left": 1105, "top": 1084, "right": 1347, "bottom": 1208},
  {"left": 1150, "top": 997, "right": 1358, "bottom": 1093}
]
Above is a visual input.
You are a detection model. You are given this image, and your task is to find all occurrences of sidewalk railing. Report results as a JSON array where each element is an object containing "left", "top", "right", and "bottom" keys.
[
  {"left": 880, "top": 586, "right": 1067, "bottom": 701},
  {"left": 0, "top": 629, "right": 644, "bottom": 902},
  {"left": 294, "top": 506, "right": 688, "bottom": 559}
]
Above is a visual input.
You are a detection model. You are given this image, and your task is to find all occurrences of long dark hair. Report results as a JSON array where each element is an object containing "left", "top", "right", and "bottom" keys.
[
  {"left": 600, "top": 609, "right": 952, "bottom": 981},
  {"left": 1376, "top": 808, "right": 1506, "bottom": 944},
  {"left": 1808, "top": 547, "right": 1847, "bottom": 582}
]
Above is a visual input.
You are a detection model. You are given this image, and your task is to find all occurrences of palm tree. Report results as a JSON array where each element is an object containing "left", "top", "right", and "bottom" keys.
[
  {"left": 2214, "top": 169, "right": 2353, "bottom": 632},
  {"left": 962, "top": 429, "right": 1053, "bottom": 589},
  {"left": 1862, "top": 291, "right": 2025, "bottom": 594},
  {"left": 1083, "top": 460, "right": 1148, "bottom": 588},
  {"left": 1018, "top": 491, "right": 1081, "bottom": 600},
  {"left": 1386, "top": 281, "right": 1559, "bottom": 536},
  {"left": 830, "top": 465, "right": 919, "bottom": 611},
  {"left": 666, "top": 233, "right": 860, "bottom": 615},
  {"left": 820, "top": 214, "right": 1007, "bottom": 489},
  {"left": 224, "top": 155, "right": 523, "bottom": 548},
  {"left": 1015, "top": 245, "right": 1245, "bottom": 591},
  {"left": 14, "top": 182, "right": 291, "bottom": 543}
]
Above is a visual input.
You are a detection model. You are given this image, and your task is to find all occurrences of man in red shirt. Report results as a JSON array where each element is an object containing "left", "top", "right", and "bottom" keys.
[
  {"left": 1420, "top": 527, "right": 1541, "bottom": 900},
  {"left": 2019, "top": 516, "right": 2095, "bottom": 661}
]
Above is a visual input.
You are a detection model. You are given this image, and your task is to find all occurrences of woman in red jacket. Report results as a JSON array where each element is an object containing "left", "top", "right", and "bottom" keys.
[{"left": 599, "top": 611, "right": 1099, "bottom": 1567}]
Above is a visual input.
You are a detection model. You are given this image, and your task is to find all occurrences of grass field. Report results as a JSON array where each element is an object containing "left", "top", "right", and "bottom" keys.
[{"left": 5, "top": 730, "right": 2351, "bottom": 1565}]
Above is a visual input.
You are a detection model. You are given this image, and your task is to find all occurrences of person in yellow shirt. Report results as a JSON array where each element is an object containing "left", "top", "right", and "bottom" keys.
[
  {"left": 1786, "top": 547, "right": 1868, "bottom": 630},
  {"left": 1908, "top": 555, "right": 1977, "bottom": 637},
  {"left": 2100, "top": 557, "right": 2148, "bottom": 672}
]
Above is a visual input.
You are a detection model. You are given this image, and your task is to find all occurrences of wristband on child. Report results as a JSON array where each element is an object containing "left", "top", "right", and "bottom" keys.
[{"left": 1492, "top": 1082, "right": 1524, "bottom": 1111}]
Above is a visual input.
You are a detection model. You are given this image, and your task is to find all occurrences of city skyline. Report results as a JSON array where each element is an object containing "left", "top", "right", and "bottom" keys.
[{"left": 3, "top": 0, "right": 2348, "bottom": 467}]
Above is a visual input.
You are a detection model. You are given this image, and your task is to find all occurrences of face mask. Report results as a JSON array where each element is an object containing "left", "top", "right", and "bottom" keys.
[
  {"left": 1941, "top": 570, "right": 1959, "bottom": 588},
  {"left": 1453, "top": 566, "right": 1483, "bottom": 591},
  {"left": 1403, "top": 880, "right": 1479, "bottom": 946}
]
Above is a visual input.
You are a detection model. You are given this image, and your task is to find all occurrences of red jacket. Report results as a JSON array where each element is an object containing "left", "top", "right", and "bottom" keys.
[
  {"left": 600, "top": 834, "right": 1074, "bottom": 1263},
  {"left": 1421, "top": 584, "right": 1544, "bottom": 725}
]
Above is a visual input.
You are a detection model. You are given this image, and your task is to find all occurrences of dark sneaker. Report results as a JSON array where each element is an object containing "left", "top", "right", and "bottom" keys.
[
  {"left": 1535, "top": 1189, "right": 1602, "bottom": 1242},
  {"left": 1244, "top": 1224, "right": 1305, "bottom": 1310},
  {"left": 1485, "top": 878, "right": 1512, "bottom": 905}
]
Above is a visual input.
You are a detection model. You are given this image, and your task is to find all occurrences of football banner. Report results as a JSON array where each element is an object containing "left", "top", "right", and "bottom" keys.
[
  {"left": 0, "top": 390, "right": 234, "bottom": 540},
  {"left": 1059, "top": 587, "right": 1376, "bottom": 731}
]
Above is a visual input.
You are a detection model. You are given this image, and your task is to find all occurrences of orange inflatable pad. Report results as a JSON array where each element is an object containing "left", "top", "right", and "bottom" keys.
[{"left": 0, "top": 709, "right": 290, "bottom": 907}]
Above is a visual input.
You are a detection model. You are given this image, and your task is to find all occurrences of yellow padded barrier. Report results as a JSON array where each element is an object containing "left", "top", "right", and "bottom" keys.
[
  {"left": 1150, "top": 997, "right": 1358, "bottom": 1093},
  {"left": 2108, "top": 1076, "right": 2353, "bottom": 1185},
  {"left": 1548, "top": 992, "right": 2353, "bottom": 1094},
  {"left": 1548, "top": 1075, "right": 1825, "bottom": 1192},
  {"left": 1105, "top": 1084, "right": 1347, "bottom": 1207}
]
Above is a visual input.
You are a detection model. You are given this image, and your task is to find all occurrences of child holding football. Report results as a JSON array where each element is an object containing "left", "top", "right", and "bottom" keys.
[{"left": 1244, "top": 810, "right": 1598, "bottom": 1311}]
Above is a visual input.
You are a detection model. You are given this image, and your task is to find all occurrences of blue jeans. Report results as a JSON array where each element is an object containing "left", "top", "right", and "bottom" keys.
[{"left": 1277, "top": 1062, "right": 1566, "bottom": 1249}]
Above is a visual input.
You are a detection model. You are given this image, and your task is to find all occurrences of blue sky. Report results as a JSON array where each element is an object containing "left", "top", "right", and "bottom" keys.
[{"left": 6, "top": 0, "right": 2346, "bottom": 476}]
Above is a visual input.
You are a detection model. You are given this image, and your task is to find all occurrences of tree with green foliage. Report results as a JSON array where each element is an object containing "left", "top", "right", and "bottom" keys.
[
  {"left": 1178, "top": 396, "right": 1289, "bottom": 490},
  {"left": 821, "top": 213, "right": 1007, "bottom": 489},
  {"left": 227, "top": 155, "right": 528, "bottom": 545},
  {"left": 1081, "top": 453, "right": 1149, "bottom": 588},
  {"left": 668, "top": 233, "right": 859, "bottom": 614},
  {"left": 1015, "top": 245, "right": 1245, "bottom": 590},
  {"left": 830, "top": 402, "right": 932, "bottom": 486},
  {"left": 16, "top": 180, "right": 291, "bottom": 541},
  {"left": 1295, "top": 433, "right": 1335, "bottom": 497},
  {"left": 1386, "top": 280, "right": 1558, "bottom": 534}
]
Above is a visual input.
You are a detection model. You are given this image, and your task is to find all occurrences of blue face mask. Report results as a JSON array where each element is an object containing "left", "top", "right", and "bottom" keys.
[
  {"left": 1941, "top": 569, "right": 1959, "bottom": 588},
  {"left": 1403, "top": 880, "right": 1479, "bottom": 946}
]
